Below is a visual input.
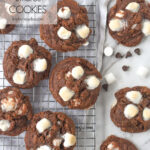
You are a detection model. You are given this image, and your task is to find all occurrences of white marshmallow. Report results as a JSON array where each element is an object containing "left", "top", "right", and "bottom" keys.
[
  {"left": 37, "top": 145, "right": 51, "bottom": 150},
  {"left": 0, "top": 17, "right": 7, "bottom": 30},
  {"left": 109, "top": 19, "right": 124, "bottom": 32},
  {"left": 132, "top": 24, "right": 137, "bottom": 29},
  {"left": 0, "top": 120, "right": 10, "bottom": 131},
  {"left": 83, "top": 41, "right": 89, "bottom": 46},
  {"left": 142, "top": 21, "right": 150, "bottom": 36},
  {"left": 126, "top": 2, "right": 140, "bottom": 13},
  {"left": 57, "top": 26, "right": 71, "bottom": 40},
  {"left": 72, "top": 66, "right": 84, "bottom": 80},
  {"left": 104, "top": 73, "right": 116, "bottom": 85},
  {"left": 124, "top": 104, "right": 139, "bottom": 119},
  {"left": 18, "top": 45, "right": 33, "bottom": 59},
  {"left": 5, "top": 3, "right": 16, "bottom": 16},
  {"left": 107, "top": 142, "right": 119, "bottom": 150},
  {"left": 33, "top": 58, "right": 47, "bottom": 73},
  {"left": 85, "top": 75, "right": 100, "bottom": 90},
  {"left": 143, "top": 107, "right": 150, "bottom": 121},
  {"left": 1, "top": 97, "right": 18, "bottom": 112},
  {"left": 115, "top": 10, "right": 124, "bottom": 18},
  {"left": 53, "top": 138, "right": 63, "bottom": 147},
  {"left": 136, "top": 66, "right": 149, "bottom": 78},
  {"left": 13, "top": 70, "right": 26, "bottom": 85},
  {"left": 126, "top": 91, "right": 142, "bottom": 104},
  {"left": 59, "top": 86, "right": 75, "bottom": 102},
  {"left": 104, "top": 47, "right": 114, "bottom": 57},
  {"left": 63, "top": 133, "right": 76, "bottom": 148},
  {"left": 36, "top": 118, "right": 51, "bottom": 133},
  {"left": 76, "top": 24, "right": 90, "bottom": 39},
  {"left": 58, "top": 7, "right": 71, "bottom": 19},
  {"left": 112, "top": 99, "right": 117, "bottom": 108}
]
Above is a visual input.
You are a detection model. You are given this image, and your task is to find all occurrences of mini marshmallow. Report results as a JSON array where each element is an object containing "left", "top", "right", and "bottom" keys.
[
  {"left": 13, "top": 70, "right": 26, "bottom": 85},
  {"left": 18, "top": 45, "right": 33, "bottom": 59},
  {"left": 107, "top": 142, "right": 119, "bottom": 150},
  {"left": 116, "top": 10, "right": 124, "bottom": 18},
  {"left": 104, "top": 47, "right": 114, "bottom": 57},
  {"left": 59, "top": 86, "right": 75, "bottom": 102},
  {"left": 136, "top": 66, "right": 149, "bottom": 78},
  {"left": 112, "top": 99, "right": 117, "bottom": 108},
  {"left": 104, "top": 73, "right": 116, "bottom": 85},
  {"left": 36, "top": 118, "right": 51, "bottom": 133},
  {"left": 71, "top": 66, "right": 84, "bottom": 80},
  {"left": 63, "top": 133, "right": 76, "bottom": 148},
  {"left": 0, "top": 120, "right": 10, "bottom": 131},
  {"left": 126, "top": 91, "right": 142, "bottom": 104},
  {"left": 33, "top": 58, "right": 47, "bottom": 73},
  {"left": 83, "top": 41, "right": 89, "bottom": 46},
  {"left": 0, "top": 17, "right": 7, "bottom": 30},
  {"left": 57, "top": 26, "right": 71, "bottom": 40},
  {"left": 132, "top": 24, "right": 137, "bottom": 29},
  {"left": 124, "top": 104, "right": 139, "bottom": 119},
  {"left": 53, "top": 138, "right": 63, "bottom": 147},
  {"left": 58, "top": 7, "right": 71, "bottom": 19},
  {"left": 109, "top": 19, "right": 124, "bottom": 32},
  {"left": 126, "top": 2, "right": 140, "bottom": 13},
  {"left": 142, "top": 21, "right": 150, "bottom": 36},
  {"left": 143, "top": 107, "right": 150, "bottom": 121},
  {"left": 76, "top": 24, "right": 90, "bottom": 39},
  {"left": 5, "top": 3, "right": 16, "bottom": 16},
  {"left": 37, "top": 145, "right": 51, "bottom": 150},
  {"left": 85, "top": 75, "right": 100, "bottom": 90}
]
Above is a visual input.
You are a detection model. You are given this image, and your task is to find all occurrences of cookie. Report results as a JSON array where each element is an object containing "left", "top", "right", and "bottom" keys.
[
  {"left": 111, "top": 86, "right": 150, "bottom": 133},
  {"left": 100, "top": 135, "right": 137, "bottom": 150},
  {"left": 40, "top": 0, "right": 91, "bottom": 52},
  {"left": 0, "top": 87, "right": 33, "bottom": 136},
  {"left": 107, "top": 0, "right": 150, "bottom": 47},
  {"left": 25, "top": 111, "right": 76, "bottom": 150},
  {"left": 3, "top": 38, "right": 52, "bottom": 89},
  {"left": 49, "top": 57, "right": 102, "bottom": 109}
]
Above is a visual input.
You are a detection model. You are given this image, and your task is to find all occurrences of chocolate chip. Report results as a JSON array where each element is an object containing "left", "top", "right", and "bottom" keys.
[
  {"left": 134, "top": 48, "right": 141, "bottom": 55},
  {"left": 102, "top": 84, "right": 108, "bottom": 91},
  {"left": 122, "top": 66, "right": 130, "bottom": 71},
  {"left": 125, "top": 51, "right": 132, "bottom": 58},
  {"left": 115, "top": 52, "right": 123, "bottom": 58}
]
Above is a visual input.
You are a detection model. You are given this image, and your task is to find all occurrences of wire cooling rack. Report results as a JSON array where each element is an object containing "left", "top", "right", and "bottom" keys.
[{"left": 0, "top": 3, "right": 97, "bottom": 150}]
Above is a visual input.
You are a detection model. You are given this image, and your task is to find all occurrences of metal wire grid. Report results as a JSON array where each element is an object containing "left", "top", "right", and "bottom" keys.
[{"left": 0, "top": 3, "right": 97, "bottom": 150}]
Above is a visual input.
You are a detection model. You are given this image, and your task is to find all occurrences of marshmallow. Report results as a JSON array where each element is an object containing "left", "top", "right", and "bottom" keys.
[
  {"left": 37, "top": 145, "right": 51, "bottom": 150},
  {"left": 83, "top": 41, "right": 89, "bottom": 46},
  {"left": 126, "top": 91, "right": 142, "bottom": 104},
  {"left": 136, "top": 66, "right": 149, "bottom": 78},
  {"left": 33, "top": 58, "right": 47, "bottom": 73},
  {"left": 76, "top": 24, "right": 90, "bottom": 39},
  {"left": 132, "top": 24, "right": 137, "bottom": 29},
  {"left": 104, "top": 47, "right": 114, "bottom": 57},
  {"left": 53, "top": 138, "right": 63, "bottom": 147},
  {"left": 57, "top": 26, "right": 71, "bottom": 40},
  {"left": 18, "top": 45, "right": 33, "bottom": 59},
  {"left": 104, "top": 73, "right": 116, "bottom": 85},
  {"left": 143, "top": 107, "right": 150, "bottom": 121},
  {"left": 126, "top": 2, "right": 140, "bottom": 13},
  {"left": 112, "top": 99, "right": 117, "bottom": 108},
  {"left": 5, "top": 3, "right": 16, "bottom": 16},
  {"left": 109, "top": 19, "right": 124, "bottom": 32},
  {"left": 71, "top": 66, "right": 84, "bottom": 80},
  {"left": 58, "top": 7, "right": 71, "bottom": 19},
  {"left": 0, "top": 120, "right": 10, "bottom": 131},
  {"left": 59, "top": 86, "right": 75, "bottom": 102},
  {"left": 0, "top": 17, "right": 7, "bottom": 30},
  {"left": 36, "top": 118, "right": 51, "bottom": 133},
  {"left": 142, "top": 21, "right": 150, "bottom": 36},
  {"left": 107, "top": 142, "right": 119, "bottom": 150},
  {"left": 63, "top": 133, "right": 76, "bottom": 148},
  {"left": 1, "top": 97, "right": 18, "bottom": 112},
  {"left": 116, "top": 10, "right": 124, "bottom": 18},
  {"left": 124, "top": 104, "right": 139, "bottom": 119},
  {"left": 85, "top": 75, "right": 100, "bottom": 90},
  {"left": 13, "top": 70, "right": 26, "bottom": 85}
]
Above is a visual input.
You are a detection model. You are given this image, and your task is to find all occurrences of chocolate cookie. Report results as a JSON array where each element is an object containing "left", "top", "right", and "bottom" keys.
[
  {"left": 111, "top": 86, "right": 150, "bottom": 133},
  {"left": 0, "top": 87, "right": 33, "bottom": 136},
  {"left": 100, "top": 135, "right": 137, "bottom": 150},
  {"left": 49, "top": 57, "right": 102, "bottom": 109},
  {"left": 3, "top": 38, "right": 52, "bottom": 89},
  {"left": 40, "top": 0, "right": 91, "bottom": 52},
  {"left": 108, "top": 0, "right": 150, "bottom": 47},
  {"left": 25, "top": 111, "right": 76, "bottom": 150}
]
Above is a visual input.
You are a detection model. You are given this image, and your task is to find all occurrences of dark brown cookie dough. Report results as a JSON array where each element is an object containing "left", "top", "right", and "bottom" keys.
[
  {"left": 111, "top": 86, "right": 150, "bottom": 133},
  {"left": 0, "top": 87, "right": 33, "bottom": 136},
  {"left": 107, "top": 0, "right": 150, "bottom": 47},
  {"left": 3, "top": 38, "right": 52, "bottom": 89},
  {"left": 40, "top": 0, "right": 91, "bottom": 52},
  {"left": 25, "top": 111, "right": 76, "bottom": 150},
  {"left": 100, "top": 135, "right": 137, "bottom": 150},
  {"left": 49, "top": 57, "right": 102, "bottom": 109}
]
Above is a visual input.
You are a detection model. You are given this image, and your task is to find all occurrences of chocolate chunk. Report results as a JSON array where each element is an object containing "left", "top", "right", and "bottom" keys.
[
  {"left": 126, "top": 51, "right": 132, "bottom": 58},
  {"left": 122, "top": 66, "right": 130, "bottom": 71},
  {"left": 115, "top": 52, "right": 123, "bottom": 58},
  {"left": 102, "top": 84, "right": 108, "bottom": 91},
  {"left": 134, "top": 48, "right": 141, "bottom": 55}
]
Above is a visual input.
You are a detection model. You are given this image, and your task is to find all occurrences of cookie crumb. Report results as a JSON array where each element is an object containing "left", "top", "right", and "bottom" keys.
[
  {"left": 102, "top": 84, "right": 108, "bottom": 91},
  {"left": 115, "top": 52, "right": 123, "bottom": 58},
  {"left": 126, "top": 51, "right": 132, "bottom": 58},
  {"left": 134, "top": 48, "right": 141, "bottom": 55},
  {"left": 122, "top": 65, "right": 130, "bottom": 71}
]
